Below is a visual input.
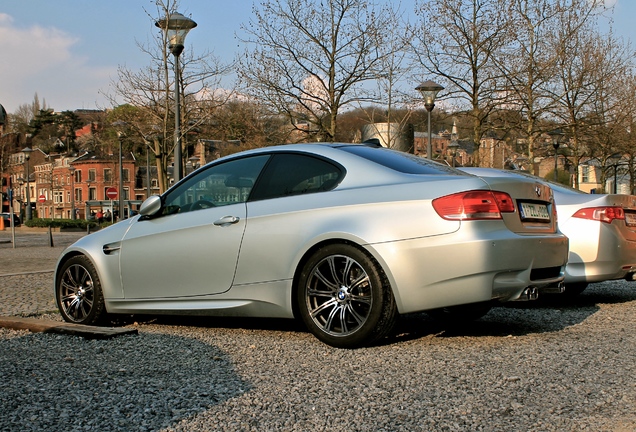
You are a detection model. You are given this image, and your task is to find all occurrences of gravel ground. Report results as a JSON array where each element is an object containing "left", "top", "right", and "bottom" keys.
[{"left": 0, "top": 234, "right": 635, "bottom": 431}]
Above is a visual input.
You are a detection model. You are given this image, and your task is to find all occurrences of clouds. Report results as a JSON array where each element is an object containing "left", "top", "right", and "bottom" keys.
[{"left": 0, "top": 13, "right": 114, "bottom": 113}]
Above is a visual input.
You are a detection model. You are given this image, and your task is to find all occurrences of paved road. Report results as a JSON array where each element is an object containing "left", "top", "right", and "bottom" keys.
[{"left": 0, "top": 230, "right": 85, "bottom": 316}]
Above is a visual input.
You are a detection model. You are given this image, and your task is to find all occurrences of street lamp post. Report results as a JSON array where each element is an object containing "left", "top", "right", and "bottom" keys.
[
  {"left": 69, "top": 166, "right": 76, "bottom": 220},
  {"left": 22, "top": 147, "right": 33, "bottom": 221},
  {"left": 146, "top": 146, "right": 151, "bottom": 199},
  {"left": 608, "top": 153, "right": 622, "bottom": 194},
  {"left": 548, "top": 129, "right": 564, "bottom": 182},
  {"left": 156, "top": 12, "right": 197, "bottom": 182},
  {"left": 416, "top": 81, "right": 444, "bottom": 160},
  {"left": 117, "top": 131, "right": 125, "bottom": 220}
]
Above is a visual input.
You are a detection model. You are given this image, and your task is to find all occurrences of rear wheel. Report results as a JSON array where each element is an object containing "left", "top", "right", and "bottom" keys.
[
  {"left": 426, "top": 301, "right": 492, "bottom": 324},
  {"left": 56, "top": 255, "right": 107, "bottom": 325},
  {"left": 297, "top": 244, "right": 397, "bottom": 348}
]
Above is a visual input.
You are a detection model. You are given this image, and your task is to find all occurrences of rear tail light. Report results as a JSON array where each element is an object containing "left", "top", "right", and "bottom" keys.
[
  {"left": 433, "top": 190, "right": 515, "bottom": 220},
  {"left": 572, "top": 206, "right": 625, "bottom": 224}
]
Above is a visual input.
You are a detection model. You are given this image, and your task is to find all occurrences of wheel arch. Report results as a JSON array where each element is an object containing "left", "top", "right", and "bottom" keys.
[
  {"left": 290, "top": 238, "right": 394, "bottom": 320},
  {"left": 54, "top": 249, "right": 116, "bottom": 304}
]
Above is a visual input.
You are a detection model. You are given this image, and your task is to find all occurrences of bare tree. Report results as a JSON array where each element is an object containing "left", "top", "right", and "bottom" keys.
[
  {"left": 104, "top": 0, "right": 232, "bottom": 192},
  {"left": 357, "top": 3, "right": 414, "bottom": 149},
  {"left": 412, "top": 0, "right": 513, "bottom": 165},
  {"left": 550, "top": 11, "right": 633, "bottom": 187},
  {"left": 8, "top": 94, "right": 47, "bottom": 135},
  {"left": 584, "top": 36, "right": 636, "bottom": 192},
  {"left": 238, "top": 0, "right": 400, "bottom": 142},
  {"left": 495, "top": 0, "right": 604, "bottom": 174}
]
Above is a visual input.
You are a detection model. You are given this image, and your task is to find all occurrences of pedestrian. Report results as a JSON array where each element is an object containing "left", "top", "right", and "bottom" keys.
[{"left": 97, "top": 210, "right": 103, "bottom": 224}]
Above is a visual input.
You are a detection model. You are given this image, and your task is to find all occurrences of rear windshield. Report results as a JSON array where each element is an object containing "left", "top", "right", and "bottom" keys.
[{"left": 340, "top": 145, "right": 462, "bottom": 175}]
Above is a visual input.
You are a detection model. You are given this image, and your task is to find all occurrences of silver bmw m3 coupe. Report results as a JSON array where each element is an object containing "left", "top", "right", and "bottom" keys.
[{"left": 55, "top": 143, "right": 568, "bottom": 347}]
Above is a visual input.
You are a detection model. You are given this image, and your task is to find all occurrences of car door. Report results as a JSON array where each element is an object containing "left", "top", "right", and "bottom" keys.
[{"left": 119, "top": 154, "right": 269, "bottom": 299}]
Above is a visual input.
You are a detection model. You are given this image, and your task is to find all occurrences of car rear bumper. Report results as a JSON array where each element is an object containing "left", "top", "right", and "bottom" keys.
[
  {"left": 564, "top": 226, "right": 636, "bottom": 283},
  {"left": 369, "top": 228, "right": 568, "bottom": 314}
]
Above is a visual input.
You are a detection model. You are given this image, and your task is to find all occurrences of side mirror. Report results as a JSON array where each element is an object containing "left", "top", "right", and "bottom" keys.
[{"left": 139, "top": 195, "right": 162, "bottom": 217}]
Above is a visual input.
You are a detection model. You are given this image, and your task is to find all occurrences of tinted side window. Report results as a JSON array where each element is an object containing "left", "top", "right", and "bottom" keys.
[
  {"left": 162, "top": 155, "right": 270, "bottom": 215},
  {"left": 251, "top": 153, "right": 343, "bottom": 201}
]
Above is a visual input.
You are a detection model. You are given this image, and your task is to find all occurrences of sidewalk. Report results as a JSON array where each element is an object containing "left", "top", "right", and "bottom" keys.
[{"left": 0, "top": 229, "right": 86, "bottom": 274}]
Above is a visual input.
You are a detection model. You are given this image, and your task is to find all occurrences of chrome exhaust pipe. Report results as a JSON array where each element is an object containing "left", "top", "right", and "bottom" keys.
[
  {"left": 513, "top": 286, "right": 539, "bottom": 301},
  {"left": 541, "top": 282, "right": 565, "bottom": 294}
]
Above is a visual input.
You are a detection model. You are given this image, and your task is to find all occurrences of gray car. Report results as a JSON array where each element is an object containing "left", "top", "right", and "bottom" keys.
[{"left": 54, "top": 143, "right": 568, "bottom": 347}]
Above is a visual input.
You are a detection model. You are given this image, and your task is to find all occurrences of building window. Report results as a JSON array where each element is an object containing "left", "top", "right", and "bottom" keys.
[
  {"left": 66, "top": 191, "right": 71, "bottom": 204},
  {"left": 74, "top": 170, "right": 82, "bottom": 183},
  {"left": 75, "top": 188, "right": 82, "bottom": 202},
  {"left": 581, "top": 165, "right": 589, "bottom": 183},
  {"left": 151, "top": 179, "right": 158, "bottom": 188},
  {"left": 104, "top": 168, "right": 112, "bottom": 182},
  {"left": 88, "top": 169, "right": 96, "bottom": 182},
  {"left": 89, "top": 187, "right": 96, "bottom": 201},
  {"left": 54, "top": 191, "right": 63, "bottom": 204},
  {"left": 123, "top": 168, "right": 129, "bottom": 182},
  {"left": 123, "top": 188, "right": 130, "bottom": 200}
]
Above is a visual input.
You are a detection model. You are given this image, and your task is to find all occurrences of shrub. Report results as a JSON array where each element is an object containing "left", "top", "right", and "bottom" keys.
[{"left": 25, "top": 218, "right": 98, "bottom": 230}]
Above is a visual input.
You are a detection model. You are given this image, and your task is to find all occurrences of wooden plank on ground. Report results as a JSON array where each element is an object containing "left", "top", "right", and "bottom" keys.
[{"left": 0, "top": 316, "right": 138, "bottom": 339}]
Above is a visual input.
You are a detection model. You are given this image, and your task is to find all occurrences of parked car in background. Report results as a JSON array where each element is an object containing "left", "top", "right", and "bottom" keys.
[
  {"left": 0, "top": 213, "right": 21, "bottom": 227},
  {"left": 461, "top": 167, "right": 636, "bottom": 295},
  {"left": 54, "top": 143, "right": 568, "bottom": 348}
]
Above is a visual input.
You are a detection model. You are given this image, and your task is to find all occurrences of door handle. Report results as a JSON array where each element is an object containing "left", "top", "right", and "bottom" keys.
[{"left": 214, "top": 216, "right": 240, "bottom": 226}]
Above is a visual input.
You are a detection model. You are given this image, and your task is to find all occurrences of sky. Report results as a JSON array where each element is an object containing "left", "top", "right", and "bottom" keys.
[{"left": 0, "top": 0, "right": 632, "bottom": 115}]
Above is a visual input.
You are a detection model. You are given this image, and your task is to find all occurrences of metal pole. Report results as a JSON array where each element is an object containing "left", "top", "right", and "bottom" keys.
[
  {"left": 25, "top": 157, "right": 31, "bottom": 221},
  {"left": 614, "top": 165, "right": 618, "bottom": 194},
  {"left": 174, "top": 52, "right": 183, "bottom": 181},
  {"left": 119, "top": 135, "right": 125, "bottom": 219},
  {"left": 554, "top": 149, "right": 558, "bottom": 182},
  {"left": 70, "top": 168, "right": 76, "bottom": 220},
  {"left": 9, "top": 187, "right": 15, "bottom": 248},
  {"left": 146, "top": 146, "right": 151, "bottom": 198},
  {"left": 427, "top": 110, "right": 432, "bottom": 160}
]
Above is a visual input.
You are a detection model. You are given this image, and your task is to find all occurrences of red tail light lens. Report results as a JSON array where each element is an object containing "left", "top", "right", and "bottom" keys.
[
  {"left": 572, "top": 206, "right": 625, "bottom": 224},
  {"left": 432, "top": 190, "right": 515, "bottom": 220}
]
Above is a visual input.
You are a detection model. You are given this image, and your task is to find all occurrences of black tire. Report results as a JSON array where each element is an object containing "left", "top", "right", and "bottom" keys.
[
  {"left": 56, "top": 255, "right": 107, "bottom": 325},
  {"left": 562, "top": 283, "right": 588, "bottom": 296},
  {"left": 426, "top": 301, "right": 492, "bottom": 325},
  {"left": 297, "top": 244, "right": 397, "bottom": 348}
]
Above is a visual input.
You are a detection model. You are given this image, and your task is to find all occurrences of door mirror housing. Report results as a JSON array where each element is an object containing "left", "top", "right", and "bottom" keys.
[{"left": 139, "top": 195, "right": 162, "bottom": 217}]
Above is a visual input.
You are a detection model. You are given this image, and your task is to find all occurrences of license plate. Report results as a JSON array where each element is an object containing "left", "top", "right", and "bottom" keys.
[
  {"left": 519, "top": 202, "right": 550, "bottom": 221},
  {"left": 625, "top": 212, "right": 636, "bottom": 226}
]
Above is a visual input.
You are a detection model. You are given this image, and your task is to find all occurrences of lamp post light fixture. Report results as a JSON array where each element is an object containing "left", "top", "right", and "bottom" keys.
[
  {"left": 548, "top": 129, "right": 564, "bottom": 182},
  {"left": 156, "top": 12, "right": 197, "bottom": 182},
  {"left": 416, "top": 81, "right": 444, "bottom": 160},
  {"left": 69, "top": 166, "right": 76, "bottom": 220},
  {"left": 22, "top": 147, "right": 33, "bottom": 221}
]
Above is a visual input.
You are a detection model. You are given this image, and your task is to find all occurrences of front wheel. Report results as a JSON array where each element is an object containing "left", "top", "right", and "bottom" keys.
[
  {"left": 297, "top": 244, "right": 397, "bottom": 348},
  {"left": 56, "top": 255, "right": 107, "bottom": 325}
]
